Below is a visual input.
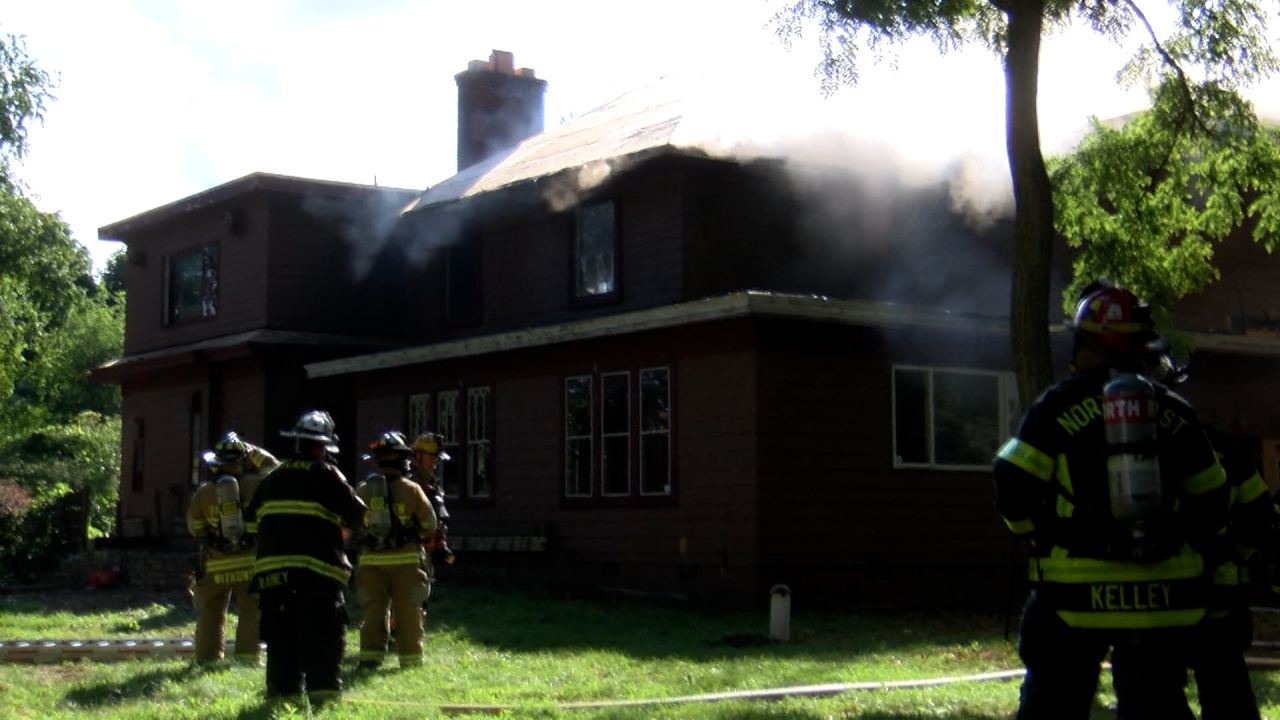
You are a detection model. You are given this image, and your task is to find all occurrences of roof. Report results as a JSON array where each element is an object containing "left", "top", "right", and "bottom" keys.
[
  {"left": 99, "top": 172, "right": 419, "bottom": 240},
  {"left": 401, "top": 75, "right": 757, "bottom": 215},
  {"left": 305, "top": 291, "right": 1013, "bottom": 378},
  {"left": 88, "top": 329, "right": 403, "bottom": 384}
]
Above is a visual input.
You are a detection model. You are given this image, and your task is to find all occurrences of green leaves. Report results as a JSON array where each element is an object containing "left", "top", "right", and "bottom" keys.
[{"left": 1050, "top": 75, "right": 1280, "bottom": 323}]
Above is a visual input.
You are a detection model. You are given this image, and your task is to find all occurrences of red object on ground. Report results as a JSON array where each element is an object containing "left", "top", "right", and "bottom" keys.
[{"left": 88, "top": 569, "right": 117, "bottom": 589}]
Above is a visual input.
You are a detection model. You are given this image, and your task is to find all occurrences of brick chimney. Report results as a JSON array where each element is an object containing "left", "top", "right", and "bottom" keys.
[{"left": 455, "top": 50, "right": 549, "bottom": 172}]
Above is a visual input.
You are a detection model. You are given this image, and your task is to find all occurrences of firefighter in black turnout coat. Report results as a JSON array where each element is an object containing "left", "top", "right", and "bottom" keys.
[
  {"left": 246, "top": 410, "right": 366, "bottom": 707},
  {"left": 994, "top": 285, "right": 1229, "bottom": 719}
]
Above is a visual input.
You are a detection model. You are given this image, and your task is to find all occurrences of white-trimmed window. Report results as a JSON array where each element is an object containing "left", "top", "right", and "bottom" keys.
[
  {"left": 437, "top": 391, "right": 460, "bottom": 496},
  {"left": 639, "top": 367, "right": 671, "bottom": 495},
  {"left": 565, "top": 376, "right": 593, "bottom": 497},
  {"left": 467, "top": 387, "right": 492, "bottom": 498},
  {"left": 601, "top": 372, "right": 630, "bottom": 496},
  {"left": 892, "top": 366, "right": 1018, "bottom": 470},
  {"left": 407, "top": 393, "right": 431, "bottom": 439}
]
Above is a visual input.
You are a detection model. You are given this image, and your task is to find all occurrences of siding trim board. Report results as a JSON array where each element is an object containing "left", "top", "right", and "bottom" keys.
[{"left": 306, "top": 291, "right": 1012, "bottom": 378}]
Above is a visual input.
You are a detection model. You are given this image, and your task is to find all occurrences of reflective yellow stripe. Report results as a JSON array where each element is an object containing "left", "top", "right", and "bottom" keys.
[
  {"left": 359, "top": 549, "right": 423, "bottom": 566},
  {"left": 244, "top": 522, "right": 258, "bottom": 533},
  {"left": 1183, "top": 461, "right": 1226, "bottom": 495},
  {"left": 205, "top": 555, "right": 255, "bottom": 573},
  {"left": 1056, "top": 608, "right": 1205, "bottom": 628},
  {"left": 1056, "top": 455, "right": 1074, "bottom": 497},
  {"left": 1055, "top": 493, "right": 1075, "bottom": 520},
  {"left": 257, "top": 500, "right": 341, "bottom": 526},
  {"left": 997, "top": 438, "right": 1053, "bottom": 481},
  {"left": 211, "top": 569, "right": 255, "bottom": 584},
  {"left": 190, "top": 518, "right": 209, "bottom": 531},
  {"left": 254, "top": 555, "right": 349, "bottom": 585},
  {"left": 1035, "top": 549, "right": 1203, "bottom": 583},
  {"left": 1237, "top": 473, "right": 1268, "bottom": 504}
]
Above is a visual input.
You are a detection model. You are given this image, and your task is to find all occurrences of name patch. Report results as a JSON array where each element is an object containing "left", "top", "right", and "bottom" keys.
[{"left": 1090, "top": 582, "right": 1171, "bottom": 611}]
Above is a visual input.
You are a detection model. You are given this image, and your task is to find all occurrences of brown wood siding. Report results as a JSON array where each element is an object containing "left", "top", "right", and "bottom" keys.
[
  {"left": 350, "top": 319, "right": 760, "bottom": 602},
  {"left": 119, "top": 366, "right": 212, "bottom": 536},
  {"left": 264, "top": 193, "right": 404, "bottom": 337},
  {"left": 121, "top": 195, "right": 270, "bottom": 355},
  {"left": 211, "top": 358, "right": 267, "bottom": 445},
  {"left": 755, "top": 320, "right": 1015, "bottom": 609},
  {"left": 1171, "top": 228, "right": 1280, "bottom": 334}
]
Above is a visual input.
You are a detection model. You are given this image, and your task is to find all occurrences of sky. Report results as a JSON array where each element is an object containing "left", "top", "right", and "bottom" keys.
[{"left": 1, "top": 0, "right": 1276, "bottom": 275}]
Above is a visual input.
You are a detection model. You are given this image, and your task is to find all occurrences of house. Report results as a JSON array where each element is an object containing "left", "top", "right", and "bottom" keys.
[{"left": 93, "top": 50, "right": 1280, "bottom": 608}]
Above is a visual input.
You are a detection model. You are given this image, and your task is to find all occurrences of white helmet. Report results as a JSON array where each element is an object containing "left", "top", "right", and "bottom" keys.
[{"left": 280, "top": 410, "right": 339, "bottom": 453}]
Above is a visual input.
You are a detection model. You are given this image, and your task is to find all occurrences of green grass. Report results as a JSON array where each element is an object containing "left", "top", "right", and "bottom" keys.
[{"left": 0, "top": 584, "right": 1278, "bottom": 718}]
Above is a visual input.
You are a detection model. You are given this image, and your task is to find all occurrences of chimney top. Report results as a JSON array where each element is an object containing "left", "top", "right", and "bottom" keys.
[{"left": 465, "top": 50, "right": 538, "bottom": 79}]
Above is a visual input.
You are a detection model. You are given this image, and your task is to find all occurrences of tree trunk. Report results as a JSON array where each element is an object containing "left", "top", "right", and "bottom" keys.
[{"left": 1003, "top": 0, "right": 1056, "bottom": 407}]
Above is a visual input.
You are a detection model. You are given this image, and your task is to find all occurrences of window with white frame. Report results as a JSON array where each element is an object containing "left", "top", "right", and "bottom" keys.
[
  {"left": 437, "top": 391, "right": 460, "bottom": 496},
  {"left": 565, "top": 376, "right": 593, "bottom": 497},
  {"left": 601, "top": 372, "right": 630, "bottom": 496},
  {"left": 467, "top": 387, "right": 492, "bottom": 498},
  {"left": 563, "top": 367, "right": 673, "bottom": 500},
  {"left": 407, "top": 393, "right": 431, "bottom": 439},
  {"left": 639, "top": 367, "right": 671, "bottom": 495},
  {"left": 892, "top": 366, "right": 1017, "bottom": 469}
]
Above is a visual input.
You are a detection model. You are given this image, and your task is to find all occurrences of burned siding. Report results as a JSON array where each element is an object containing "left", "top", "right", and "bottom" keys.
[
  {"left": 264, "top": 192, "right": 405, "bottom": 338},
  {"left": 399, "top": 158, "right": 686, "bottom": 342},
  {"left": 119, "top": 194, "right": 270, "bottom": 355}
]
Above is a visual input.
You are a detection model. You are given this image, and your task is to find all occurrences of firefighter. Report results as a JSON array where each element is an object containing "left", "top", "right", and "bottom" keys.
[
  {"left": 1112, "top": 355, "right": 1272, "bottom": 720},
  {"left": 186, "top": 431, "right": 279, "bottom": 664},
  {"left": 411, "top": 432, "right": 456, "bottom": 568},
  {"left": 994, "top": 284, "right": 1230, "bottom": 719},
  {"left": 353, "top": 431, "right": 437, "bottom": 669},
  {"left": 245, "top": 410, "right": 366, "bottom": 707}
]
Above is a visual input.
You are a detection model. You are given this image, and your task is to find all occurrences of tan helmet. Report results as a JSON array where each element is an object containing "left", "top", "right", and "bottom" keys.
[{"left": 412, "top": 432, "right": 451, "bottom": 462}]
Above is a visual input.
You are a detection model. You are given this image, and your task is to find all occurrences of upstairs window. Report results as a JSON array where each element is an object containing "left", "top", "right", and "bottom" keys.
[
  {"left": 892, "top": 366, "right": 1018, "bottom": 470},
  {"left": 573, "top": 200, "right": 618, "bottom": 302},
  {"left": 164, "top": 243, "right": 219, "bottom": 325}
]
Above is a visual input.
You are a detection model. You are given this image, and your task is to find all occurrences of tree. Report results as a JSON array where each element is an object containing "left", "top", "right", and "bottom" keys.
[
  {"left": 774, "top": 0, "right": 1277, "bottom": 404},
  {"left": 1050, "top": 76, "right": 1280, "bottom": 323},
  {"left": 101, "top": 247, "right": 126, "bottom": 296}
]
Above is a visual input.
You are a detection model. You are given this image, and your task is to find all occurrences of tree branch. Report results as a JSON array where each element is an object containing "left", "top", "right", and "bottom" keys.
[{"left": 1122, "top": 0, "right": 1209, "bottom": 135}]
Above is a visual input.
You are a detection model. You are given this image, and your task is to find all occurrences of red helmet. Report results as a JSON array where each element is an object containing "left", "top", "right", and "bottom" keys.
[{"left": 1072, "top": 286, "right": 1162, "bottom": 354}]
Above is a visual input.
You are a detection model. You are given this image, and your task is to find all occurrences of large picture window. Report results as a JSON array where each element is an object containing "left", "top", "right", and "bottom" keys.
[
  {"left": 164, "top": 243, "right": 219, "bottom": 325},
  {"left": 563, "top": 367, "right": 673, "bottom": 500},
  {"left": 573, "top": 200, "right": 618, "bottom": 301},
  {"left": 892, "top": 366, "right": 1017, "bottom": 470}
]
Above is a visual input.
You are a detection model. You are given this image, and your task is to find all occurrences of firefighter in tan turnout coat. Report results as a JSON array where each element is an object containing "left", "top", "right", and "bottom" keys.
[
  {"left": 353, "top": 431, "right": 437, "bottom": 668},
  {"left": 186, "top": 431, "right": 280, "bottom": 663}
]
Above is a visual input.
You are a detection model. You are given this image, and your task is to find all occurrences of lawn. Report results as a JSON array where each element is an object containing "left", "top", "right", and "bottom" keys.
[{"left": 1, "top": 583, "right": 1278, "bottom": 719}]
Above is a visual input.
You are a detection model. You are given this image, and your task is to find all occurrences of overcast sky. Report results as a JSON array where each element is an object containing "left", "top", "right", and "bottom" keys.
[{"left": 1, "top": 0, "right": 1275, "bottom": 275}]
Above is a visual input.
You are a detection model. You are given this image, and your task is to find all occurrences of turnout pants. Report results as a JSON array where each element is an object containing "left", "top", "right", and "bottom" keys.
[
  {"left": 355, "top": 563, "right": 431, "bottom": 667},
  {"left": 1189, "top": 610, "right": 1259, "bottom": 720},
  {"left": 1017, "top": 590, "right": 1195, "bottom": 720},
  {"left": 258, "top": 584, "right": 348, "bottom": 704},
  {"left": 192, "top": 572, "right": 259, "bottom": 663}
]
